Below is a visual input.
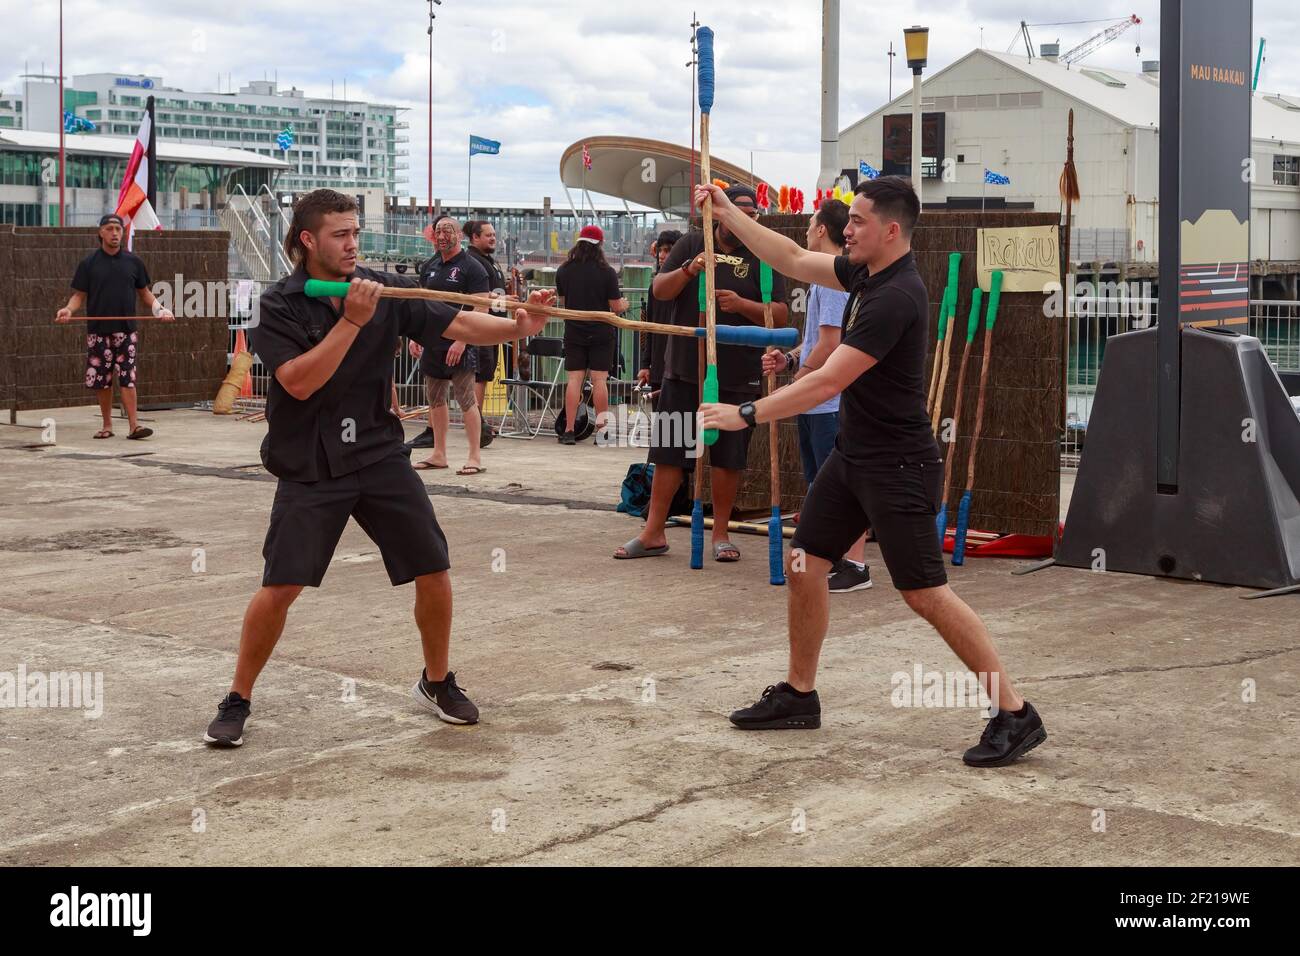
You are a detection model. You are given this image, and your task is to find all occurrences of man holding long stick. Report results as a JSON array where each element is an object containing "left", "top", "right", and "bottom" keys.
[
  {"left": 202, "top": 190, "right": 549, "bottom": 748},
  {"left": 696, "top": 176, "right": 1047, "bottom": 767}
]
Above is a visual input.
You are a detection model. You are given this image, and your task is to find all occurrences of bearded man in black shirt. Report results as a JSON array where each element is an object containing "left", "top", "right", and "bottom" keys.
[{"left": 697, "top": 176, "right": 1047, "bottom": 768}]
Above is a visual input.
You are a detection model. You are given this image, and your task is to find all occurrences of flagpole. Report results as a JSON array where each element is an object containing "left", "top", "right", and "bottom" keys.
[
  {"left": 58, "top": 0, "right": 65, "bottom": 226},
  {"left": 145, "top": 95, "right": 156, "bottom": 212},
  {"left": 466, "top": 140, "right": 471, "bottom": 217}
]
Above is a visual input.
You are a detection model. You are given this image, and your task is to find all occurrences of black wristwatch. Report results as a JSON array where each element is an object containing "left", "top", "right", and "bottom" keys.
[{"left": 738, "top": 401, "right": 758, "bottom": 429}]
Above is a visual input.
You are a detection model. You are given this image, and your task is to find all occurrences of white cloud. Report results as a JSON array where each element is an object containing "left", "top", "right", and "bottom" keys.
[{"left": 4, "top": 0, "right": 1297, "bottom": 207}]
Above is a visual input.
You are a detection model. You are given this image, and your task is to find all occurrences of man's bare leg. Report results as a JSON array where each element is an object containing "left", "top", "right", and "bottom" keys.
[
  {"left": 786, "top": 549, "right": 833, "bottom": 691},
  {"left": 562, "top": 370, "right": 584, "bottom": 435},
  {"left": 845, "top": 532, "right": 867, "bottom": 565},
  {"left": 414, "top": 570, "right": 452, "bottom": 680},
  {"left": 590, "top": 370, "right": 609, "bottom": 429},
  {"left": 230, "top": 584, "right": 304, "bottom": 698},
  {"left": 119, "top": 382, "right": 140, "bottom": 432},
  {"left": 613, "top": 463, "right": 681, "bottom": 555},
  {"left": 710, "top": 466, "right": 740, "bottom": 554},
  {"left": 900, "top": 585, "right": 1024, "bottom": 714},
  {"left": 96, "top": 387, "right": 114, "bottom": 432},
  {"left": 462, "top": 403, "right": 482, "bottom": 470},
  {"left": 424, "top": 400, "right": 450, "bottom": 467}
]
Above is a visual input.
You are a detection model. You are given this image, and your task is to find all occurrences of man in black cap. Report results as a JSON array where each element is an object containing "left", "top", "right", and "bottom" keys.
[
  {"left": 613, "top": 185, "right": 787, "bottom": 561},
  {"left": 56, "top": 214, "right": 174, "bottom": 439},
  {"left": 637, "top": 229, "right": 683, "bottom": 407}
]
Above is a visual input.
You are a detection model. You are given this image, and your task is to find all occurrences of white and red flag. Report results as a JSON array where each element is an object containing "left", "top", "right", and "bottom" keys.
[{"left": 114, "top": 104, "right": 161, "bottom": 248}]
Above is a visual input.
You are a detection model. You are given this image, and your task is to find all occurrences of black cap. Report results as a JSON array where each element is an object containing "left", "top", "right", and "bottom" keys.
[
  {"left": 724, "top": 184, "right": 758, "bottom": 205},
  {"left": 98, "top": 214, "right": 124, "bottom": 227}
]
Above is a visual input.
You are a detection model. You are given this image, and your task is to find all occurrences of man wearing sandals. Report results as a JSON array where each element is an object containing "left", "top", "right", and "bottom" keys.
[
  {"left": 613, "top": 185, "right": 787, "bottom": 562},
  {"left": 56, "top": 214, "right": 174, "bottom": 440}
]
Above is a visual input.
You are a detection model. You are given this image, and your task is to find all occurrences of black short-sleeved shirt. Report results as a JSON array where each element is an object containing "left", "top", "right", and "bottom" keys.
[
  {"left": 252, "top": 264, "right": 458, "bottom": 482},
  {"left": 466, "top": 247, "right": 507, "bottom": 308},
  {"left": 556, "top": 257, "right": 621, "bottom": 345},
  {"left": 71, "top": 248, "right": 150, "bottom": 335},
  {"left": 417, "top": 249, "right": 489, "bottom": 374},
  {"left": 832, "top": 251, "right": 940, "bottom": 463},
  {"left": 659, "top": 229, "right": 787, "bottom": 392}
]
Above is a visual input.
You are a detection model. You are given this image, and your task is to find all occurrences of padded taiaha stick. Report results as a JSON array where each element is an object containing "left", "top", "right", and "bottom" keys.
[
  {"left": 213, "top": 351, "right": 253, "bottom": 415},
  {"left": 927, "top": 252, "right": 960, "bottom": 415},
  {"left": 697, "top": 25, "right": 720, "bottom": 447},
  {"left": 929, "top": 253, "right": 962, "bottom": 434},
  {"left": 57, "top": 315, "right": 179, "bottom": 322},
  {"left": 761, "top": 261, "right": 784, "bottom": 586},
  {"left": 301, "top": 280, "right": 796, "bottom": 349},
  {"left": 690, "top": 276, "right": 708, "bottom": 570},
  {"left": 953, "top": 270, "right": 1003, "bottom": 565},
  {"left": 935, "top": 286, "right": 983, "bottom": 542}
]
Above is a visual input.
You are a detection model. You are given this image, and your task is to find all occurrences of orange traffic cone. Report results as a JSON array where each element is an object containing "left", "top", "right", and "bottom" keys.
[{"left": 233, "top": 329, "right": 253, "bottom": 397}]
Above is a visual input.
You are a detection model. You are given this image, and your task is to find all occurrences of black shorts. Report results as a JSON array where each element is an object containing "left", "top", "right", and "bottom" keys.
[
  {"left": 85, "top": 331, "right": 138, "bottom": 389},
  {"left": 261, "top": 447, "right": 450, "bottom": 588},
  {"left": 421, "top": 348, "right": 476, "bottom": 381},
  {"left": 474, "top": 344, "right": 499, "bottom": 383},
  {"left": 792, "top": 449, "right": 947, "bottom": 591},
  {"left": 647, "top": 376, "right": 756, "bottom": 472},
  {"left": 564, "top": 330, "right": 616, "bottom": 373}
]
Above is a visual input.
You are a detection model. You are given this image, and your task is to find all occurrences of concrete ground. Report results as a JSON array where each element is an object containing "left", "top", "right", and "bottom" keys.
[{"left": 1, "top": 404, "right": 1296, "bottom": 867}]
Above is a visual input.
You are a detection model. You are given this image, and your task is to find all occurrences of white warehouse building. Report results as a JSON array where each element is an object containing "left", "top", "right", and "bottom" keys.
[{"left": 837, "top": 48, "right": 1300, "bottom": 267}]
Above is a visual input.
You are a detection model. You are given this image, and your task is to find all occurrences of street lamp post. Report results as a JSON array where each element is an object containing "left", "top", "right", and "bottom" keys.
[
  {"left": 427, "top": 0, "right": 442, "bottom": 223},
  {"left": 903, "top": 25, "right": 929, "bottom": 203}
]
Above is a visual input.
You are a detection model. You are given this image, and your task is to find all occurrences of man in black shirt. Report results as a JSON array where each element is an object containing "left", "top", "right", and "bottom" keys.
[
  {"left": 463, "top": 219, "right": 510, "bottom": 415},
  {"left": 696, "top": 176, "right": 1047, "bottom": 768},
  {"left": 412, "top": 215, "right": 490, "bottom": 475},
  {"left": 56, "top": 214, "right": 174, "bottom": 439},
  {"left": 637, "top": 229, "right": 683, "bottom": 404},
  {"left": 613, "top": 186, "right": 787, "bottom": 561},
  {"left": 201, "top": 190, "right": 549, "bottom": 748}
]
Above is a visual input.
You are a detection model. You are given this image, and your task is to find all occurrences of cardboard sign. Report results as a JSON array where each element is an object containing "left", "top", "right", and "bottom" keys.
[{"left": 976, "top": 225, "right": 1060, "bottom": 293}]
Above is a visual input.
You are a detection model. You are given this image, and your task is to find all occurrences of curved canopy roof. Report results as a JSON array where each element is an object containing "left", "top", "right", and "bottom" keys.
[{"left": 560, "top": 136, "right": 771, "bottom": 214}]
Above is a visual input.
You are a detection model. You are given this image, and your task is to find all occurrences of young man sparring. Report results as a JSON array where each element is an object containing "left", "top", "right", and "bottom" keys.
[
  {"left": 202, "top": 189, "right": 550, "bottom": 747},
  {"left": 696, "top": 176, "right": 1047, "bottom": 767}
]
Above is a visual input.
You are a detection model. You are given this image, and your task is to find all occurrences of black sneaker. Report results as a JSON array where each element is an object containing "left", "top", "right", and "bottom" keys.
[
  {"left": 406, "top": 426, "right": 435, "bottom": 449},
  {"left": 203, "top": 691, "right": 251, "bottom": 747},
  {"left": 963, "top": 700, "right": 1047, "bottom": 767},
  {"left": 829, "top": 561, "right": 873, "bottom": 593},
  {"left": 559, "top": 431, "right": 576, "bottom": 445},
  {"left": 411, "top": 669, "right": 479, "bottom": 724},
  {"left": 729, "top": 682, "right": 821, "bottom": 730}
]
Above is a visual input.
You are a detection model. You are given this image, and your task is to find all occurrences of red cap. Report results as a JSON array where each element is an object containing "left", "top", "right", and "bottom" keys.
[{"left": 578, "top": 224, "right": 604, "bottom": 243}]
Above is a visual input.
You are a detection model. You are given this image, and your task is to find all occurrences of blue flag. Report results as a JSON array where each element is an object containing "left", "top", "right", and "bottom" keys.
[
  {"left": 469, "top": 135, "right": 501, "bottom": 156},
  {"left": 984, "top": 168, "right": 1011, "bottom": 185},
  {"left": 275, "top": 125, "right": 295, "bottom": 151},
  {"left": 858, "top": 160, "right": 880, "bottom": 180},
  {"left": 63, "top": 111, "right": 96, "bottom": 134}
]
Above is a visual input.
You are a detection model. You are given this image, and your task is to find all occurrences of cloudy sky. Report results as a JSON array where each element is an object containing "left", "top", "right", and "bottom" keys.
[{"left": 7, "top": 0, "right": 1298, "bottom": 205}]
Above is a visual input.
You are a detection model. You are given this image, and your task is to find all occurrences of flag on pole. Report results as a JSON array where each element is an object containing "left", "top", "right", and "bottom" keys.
[
  {"left": 582, "top": 143, "right": 592, "bottom": 170},
  {"left": 858, "top": 160, "right": 880, "bottom": 180},
  {"left": 275, "top": 125, "right": 295, "bottom": 151},
  {"left": 469, "top": 135, "right": 501, "bottom": 156},
  {"left": 984, "top": 168, "right": 1011, "bottom": 185},
  {"left": 114, "top": 101, "right": 161, "bottom": 248},
  {"left": 63, "top": 111, "right": 96, "bottom": 134}
]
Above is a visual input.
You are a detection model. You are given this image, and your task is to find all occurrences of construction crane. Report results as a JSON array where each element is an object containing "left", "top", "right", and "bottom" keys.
[
  {"left": 1009, "top": 15, "right": 1141, "bottom": 64},
  {"left": 1061, "top": 15, "right": 1141, "bottom": 64}
]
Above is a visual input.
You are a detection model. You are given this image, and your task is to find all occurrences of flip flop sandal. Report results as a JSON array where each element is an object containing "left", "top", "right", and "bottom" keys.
[
  {"left": 714, "top": 541, "right": 741, "bottom": 562},
  {"left": 93, "top": 430, "right": 114, "bottom": 439},
  {"left": 614, "top": 538, "right": 669, "bottom": 559},
  {"left": 456, "top": 465, "right": 487, "bottom": 476},
  {"left": 127, "top": 427, "right": 153, "bottom": 440},
  {"left": 413, "top": 461, "right": 448, "bottom": 470}
]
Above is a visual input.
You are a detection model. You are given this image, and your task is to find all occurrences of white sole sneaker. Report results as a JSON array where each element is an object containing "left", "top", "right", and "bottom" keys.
[{"left": 411, "top": 680, "right": 473, "bottom": 724}]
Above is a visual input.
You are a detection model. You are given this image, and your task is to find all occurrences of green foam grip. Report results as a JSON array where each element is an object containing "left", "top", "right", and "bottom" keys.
[
  {"left": 937, "top": 285, "right": 952, "bottom": 340},
  {"left": 759, "top": 261, "right": 773, "bottom": 304},
  {"left": 985, "top": 271, "right": 1003, "bottom": 330},
  {"left": 702, "top": 367, "right": 719, "bottom": 446},
  {"left": 697, "top": 271, "right": 707, "bottom": 312},
  {"left": 303, "top": 278, "right": 351, "bottom": 298},
  {"left": 964, "top": 287, "right": 983, "bottom": 342}
]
